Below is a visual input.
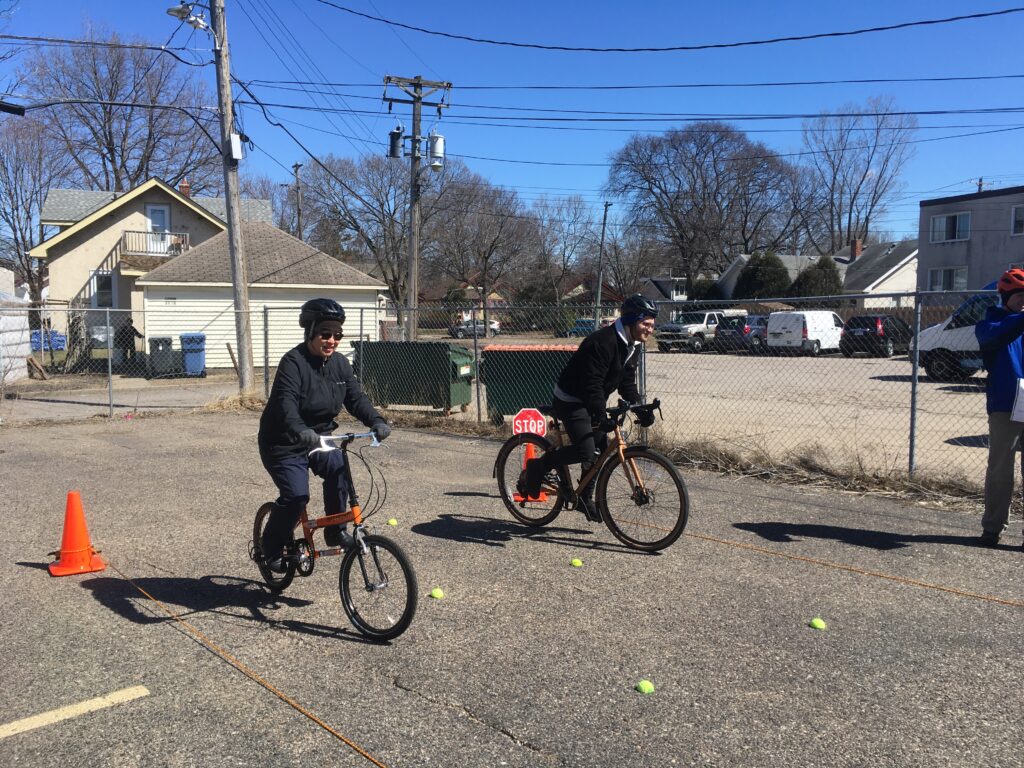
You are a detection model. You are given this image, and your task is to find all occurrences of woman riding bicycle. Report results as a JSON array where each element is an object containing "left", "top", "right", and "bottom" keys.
[
  {"left": 520, "top": 294, "right": 658, "bottom": 520},
  {"left": 257, "top": 298, "right": 391, "bottom": 572}
]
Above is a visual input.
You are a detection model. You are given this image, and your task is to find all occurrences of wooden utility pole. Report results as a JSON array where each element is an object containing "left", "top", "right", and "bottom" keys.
[
  {"left": 292, "top": 162, "right": 303, "bottom": 238},
  {"left": 383, "top": 75, "right": 451, "bottom": 340},
  {"left": 210, "top": 0, "right": 254, "bottom": 391},
  {"left": 594, "top": 201, "right": 613, "bottom": 326}
]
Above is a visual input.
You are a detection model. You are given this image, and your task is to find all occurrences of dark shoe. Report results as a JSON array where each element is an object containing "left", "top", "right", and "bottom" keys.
[
  {"left": 579, "top": 497, "right": 602, "bottom": 523},
  {"left": 979, "top": 531, "right": 1000, "bottom": 548},
  {"left": 264, "top": 555, "right": 289, "bottom": 573},
  {"left": 323, "top": 524, "right": 353, "bottom": 547},
  {"left": 522, "top": 458, "right": 546, "bottom": 498}
]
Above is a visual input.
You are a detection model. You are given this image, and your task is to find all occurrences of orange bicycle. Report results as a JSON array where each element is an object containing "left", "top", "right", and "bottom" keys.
[
  {"left": 494, "top": 399, "right": 689, "bottom": 552},
  {"left": 250, "top": 431, "right": 417, "bottom": 641}
]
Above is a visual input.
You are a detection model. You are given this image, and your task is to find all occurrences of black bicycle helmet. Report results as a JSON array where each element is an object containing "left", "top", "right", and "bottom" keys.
[
  {"left": 620, "top": 294, "right": 658, "bottom": 320},
  {"left": 299, "top": 298, "right": 346, "bottom": 339}
]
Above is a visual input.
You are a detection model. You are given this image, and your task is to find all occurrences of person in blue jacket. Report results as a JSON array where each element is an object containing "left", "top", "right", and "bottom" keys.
[{"left": 975, "top": 268, "right": 1024, "bottom": 549}]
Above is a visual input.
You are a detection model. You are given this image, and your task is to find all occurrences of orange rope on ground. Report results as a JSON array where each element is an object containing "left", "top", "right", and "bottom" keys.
[
  {"left": 107, "top": 563, "right": 389, "bottom": 768},
  {"left": 685, "top": 532, "right": 1024, "bottom": 609}
]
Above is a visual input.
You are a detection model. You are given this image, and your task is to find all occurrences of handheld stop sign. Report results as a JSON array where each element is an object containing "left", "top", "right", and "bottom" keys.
[{"left": 512, "top": 408, "right": 546, "bottom": 437}]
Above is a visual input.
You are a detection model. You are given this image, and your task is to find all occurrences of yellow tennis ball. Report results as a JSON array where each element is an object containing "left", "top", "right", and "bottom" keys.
[
  {"left": 809, "top": 617, "right": 827, "bottom": 631},
  {"left": 635, "top": 679, "right": 655, "bottom": 694},
  {"left": 430, "top": 587, "right": 445, "bottom": 600},
  {"left": 387, "top": 518, "right": 398, "bottom": 526},
  {"left": 570, "top": 558, "right": 583, "bottom": 568}
]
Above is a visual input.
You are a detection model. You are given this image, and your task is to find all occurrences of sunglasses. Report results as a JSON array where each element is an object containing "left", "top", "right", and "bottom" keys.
[{"left": 318, "top": 331, "right": 343, "bottom": 341}]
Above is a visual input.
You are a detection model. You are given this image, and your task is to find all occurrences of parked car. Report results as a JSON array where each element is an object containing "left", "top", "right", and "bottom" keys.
[
  {"left": 914, "top": 286, "right": 998, "bottom": 381},
  {"left": 766, "top": 311, "right": 844, "bottom": 356},
  {"left": 714, "top": 315, "right": 768, "bottom": 353},
  {"left": 656, "top": 310, "right": 744, "bottom": 353},
  {"left": 840, "top": 315, "right": 913, "bottom": 358},
  {"left": 555, "top": 317, "right": 615, "bottom": 338},
  {"left": 449, "top": 319, "right": 500, "bottom": 339}
]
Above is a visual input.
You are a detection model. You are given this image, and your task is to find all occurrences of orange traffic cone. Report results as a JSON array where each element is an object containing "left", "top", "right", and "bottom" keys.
[{"left": 49, "top": 491, "right": 106, "bottom": 577}]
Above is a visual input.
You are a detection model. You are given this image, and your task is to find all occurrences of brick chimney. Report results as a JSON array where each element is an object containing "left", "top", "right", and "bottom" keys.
[
  {"left": 178, "top": 177, "right": 191, "bottom": 198},
  {"left": 849, "top": 238, "right": 862, "bottom": 261}
]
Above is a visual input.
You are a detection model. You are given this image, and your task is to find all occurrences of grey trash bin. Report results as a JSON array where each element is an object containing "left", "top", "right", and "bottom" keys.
[{"left": 148, "top": 337, "right": 176, "bottom": 377}]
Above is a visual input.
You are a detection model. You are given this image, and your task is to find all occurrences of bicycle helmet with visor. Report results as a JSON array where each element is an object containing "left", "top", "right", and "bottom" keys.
[
  {"left": 299, "top": 298, "right": 346, "bottom": 340},
  {"left": 620, "top": 294, "right": 658, "bottom": 325},
  {"left": 997, "top": 268, "right": 1024, "bottom": 304}
]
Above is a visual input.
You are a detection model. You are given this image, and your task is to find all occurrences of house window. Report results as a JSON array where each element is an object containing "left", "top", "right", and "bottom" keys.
[
  {"left": 929, "top": 212, "right": 970, "bottom": 243},
  {"left": 928, "top": 267, "right": 968, "bottom": 292},
  {"left": 91, "top": 271, "right": 113, "bottom": 307},
  {"left": 1013, "top": 206, "right": 1024, "bottom": 236}
]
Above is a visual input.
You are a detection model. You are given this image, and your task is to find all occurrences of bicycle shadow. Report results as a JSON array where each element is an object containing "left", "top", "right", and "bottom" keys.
[
  {"left": 411, "top": 513, "right": 655, "bottom": 555},
  {"left": 79, "top": 574, "right": 381, "bottom": 644},
  {"left": 733, "top": 521, "right": 990, "bottom": 551}
]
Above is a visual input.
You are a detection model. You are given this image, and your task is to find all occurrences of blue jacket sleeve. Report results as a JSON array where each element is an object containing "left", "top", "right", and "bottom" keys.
[{"left": 976, "top": 311, "right": 1024, "bottom": 352}]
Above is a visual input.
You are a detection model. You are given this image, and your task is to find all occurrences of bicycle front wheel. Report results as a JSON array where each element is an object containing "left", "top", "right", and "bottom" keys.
[
  {"left": 339, "top": 535, "right": 417, "bottom": 641},
  {"left": 495, "top": 433, "right": 564, "bottom": 526},
  {"left": 596, "top": 447, "right": 689, "bottom": 551},
  {"left": 253, "top": 502, "right": 296, "bottom": 592}
]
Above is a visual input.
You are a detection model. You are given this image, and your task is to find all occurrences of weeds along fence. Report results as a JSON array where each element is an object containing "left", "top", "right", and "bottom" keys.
[{"left": 1, "top": 291, "right": 997, "bottom": 493}]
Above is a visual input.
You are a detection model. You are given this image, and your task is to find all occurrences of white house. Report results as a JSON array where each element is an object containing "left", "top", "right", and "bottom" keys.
[
  {"left": 137, "top": 222, "right": 386, "bottom": 369},
  {"left": 836, "top": 239, "right": 919, "bottom": 308}
]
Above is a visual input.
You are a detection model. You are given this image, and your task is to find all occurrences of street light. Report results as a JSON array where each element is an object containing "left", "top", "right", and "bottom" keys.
[{"left": 166, "top": 2, "right": 211, "bottom": 33}]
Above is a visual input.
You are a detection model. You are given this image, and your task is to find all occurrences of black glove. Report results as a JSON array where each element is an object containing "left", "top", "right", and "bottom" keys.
[
  {"left": 592, "top": 417, "right": 617, "bottom": 434},
  {"left": 297, "top": 428, "right": 320, "bottom": 450},
  {"left": 371, "top": 420, "right": 391, "bottom": 442},
  {"left": 636, "top": 409, "right": 656, "bottom": 428}
]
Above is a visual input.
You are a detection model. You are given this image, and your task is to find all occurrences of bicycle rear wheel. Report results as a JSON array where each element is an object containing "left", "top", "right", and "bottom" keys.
[
  {"left": 495, "top": 433, "right": 564, "bottom": 526},
  {"left": 253, "top": 502, "right": 296, "bottom": 592},
  {"left": 339, "top": 535, "right": 417, "bottom": 641},
  {"left": 596, "top": 447, "right": 689, "bottom": 552}
]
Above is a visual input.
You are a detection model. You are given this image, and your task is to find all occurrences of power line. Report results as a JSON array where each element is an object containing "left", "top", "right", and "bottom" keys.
[
  {"left": 246, "top": 71, "right": 1024, "bottom": 92},
  {"left": 0, "top": 33, "right": 211, "bottom": 67},
  {"left": 308, "top": 2, "right": 1024, "bottom": 54}
]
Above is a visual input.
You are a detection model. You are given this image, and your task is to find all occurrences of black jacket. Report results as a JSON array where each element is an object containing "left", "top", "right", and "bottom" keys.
[
  {"left": 258, "top": 344, "right": 382, "bottom": 460},
  {"left": 555, "top": 324, "right": 641, "bottom": 421}
]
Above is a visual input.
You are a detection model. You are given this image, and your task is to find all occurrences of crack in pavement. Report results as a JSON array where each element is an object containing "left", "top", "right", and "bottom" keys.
[{"left": 391, "top": 677, "right": 563, "bottom": 766}]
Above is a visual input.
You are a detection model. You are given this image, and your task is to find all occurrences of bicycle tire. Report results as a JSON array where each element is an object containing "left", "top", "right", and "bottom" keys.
[
  {"left": 495, "top": 433, "right": 564, "bottom": 526},
  {"left": 253, "top": 502, "right": 296, "bottom": 592},
  {"left": 339, "top": 535, "right": 418, "bottom": 641},
  {"left": 596, "top": 447, "right": 689, "bottom": 552}
]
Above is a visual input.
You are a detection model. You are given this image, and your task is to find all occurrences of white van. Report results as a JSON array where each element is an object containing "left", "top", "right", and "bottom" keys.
[
  {"left": 767, "top": 311, "right": 844, "bottom": 355},
  {"left": 915, "top": 291, "right": 999, "bottom": 381}
]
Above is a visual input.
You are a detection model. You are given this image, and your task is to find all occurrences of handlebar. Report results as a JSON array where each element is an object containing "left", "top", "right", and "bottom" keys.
[
  {"left": 607, "top": 398, "right": 662, "bottom": 425},
  {"left": 308, "top": 430, "right": 381, "bottom": 455}
]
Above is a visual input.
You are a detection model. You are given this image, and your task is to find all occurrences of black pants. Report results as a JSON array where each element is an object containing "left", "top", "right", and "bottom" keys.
[
  {"left": 259, "top": 449, "right": 349, "bottom": 559},
  {"left": 541, "top": 397, "right": 607, "bottom": 497}
]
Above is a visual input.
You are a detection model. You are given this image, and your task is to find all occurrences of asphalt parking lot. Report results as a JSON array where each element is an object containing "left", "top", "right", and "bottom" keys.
[{"left": 1, "top": 412, "right": 1021, "bottom": 767}]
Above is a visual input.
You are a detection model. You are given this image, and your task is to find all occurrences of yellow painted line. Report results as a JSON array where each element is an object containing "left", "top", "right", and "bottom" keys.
[{"left": 0, "top": 686, "right": 149, "bottom": 740}]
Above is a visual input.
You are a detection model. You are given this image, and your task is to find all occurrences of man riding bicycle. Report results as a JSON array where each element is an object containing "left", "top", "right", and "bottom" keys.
[
  {"left": 519, "top": 294, "right": 658, "bottom": 520},
  {"left": 257, "top": 298, "right": 391, "bottom": 573}
]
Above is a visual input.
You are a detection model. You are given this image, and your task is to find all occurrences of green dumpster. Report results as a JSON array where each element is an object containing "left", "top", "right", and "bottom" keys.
[
  {"left": 480, "top": 344, "right": 576, "bottom": 424},
  {"left": 351, "top": 341, "right": 475, "bottom": 413}
]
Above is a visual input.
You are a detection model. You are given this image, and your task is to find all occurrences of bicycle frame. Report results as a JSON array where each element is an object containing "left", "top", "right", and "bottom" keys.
[
  {"left": 550, "top": 421, "right": 645, "bottom": 502},
  {"left": 299, "top": 432, "right": 376, "bottom": 559}
]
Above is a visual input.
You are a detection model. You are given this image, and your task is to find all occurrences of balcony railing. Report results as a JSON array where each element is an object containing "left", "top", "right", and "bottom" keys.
[{"left": 120, "top": 230, "right": 190, "bottom": 257}]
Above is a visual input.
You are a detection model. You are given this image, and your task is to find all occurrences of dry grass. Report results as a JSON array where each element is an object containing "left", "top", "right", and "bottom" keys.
[
  {"left": 647, "top": 432, "right": 984, "bottom": 510},
  {"left": 197, "top": 391, "right": 267, "bottom": 413}
]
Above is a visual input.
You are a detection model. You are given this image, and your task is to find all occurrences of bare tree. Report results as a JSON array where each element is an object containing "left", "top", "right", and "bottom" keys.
[
  {"left": 239, "top": 171, "right": 293, "bottom": 234},
  {"left": 607, "top": 122, "right": 805, "bottom": 287},
  {"left": 531, "top": 195, "right": 593, "bottom": 305},
  {"left": 21, "top": 27, "right": 220, "bottom": 193},
  {"left": 594, "top": 223, "right": 671, "bottom": 298},
  {"left": 801, "top": 97, "right": 917, "bottom": 255},
  {"left": 426, "top": 174, "right": 532, "bottom": 328},
  {"left": 0, "top": 115, "right": 72, "bottom": 300}
]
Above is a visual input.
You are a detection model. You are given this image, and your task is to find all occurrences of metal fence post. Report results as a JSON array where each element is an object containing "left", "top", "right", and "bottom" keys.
[
  {"left": 908, "top": 294, "right": 923, "bottom": 476},
  {"left": 472, "top": 305, "right": 482, "bottom": 423},
  {"left": 359, "top": 308, "right": 365, "bottom": 381},
  {"left": 263, "top": 306, "right": 270, "bottom": 399},
  {"left": 106, "top": 308, "right": 114, "bottom": 418}
]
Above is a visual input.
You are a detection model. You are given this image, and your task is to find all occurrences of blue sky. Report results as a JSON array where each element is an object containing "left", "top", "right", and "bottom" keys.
[{"left": 2, "top": 1, "right": 1023, "bottom": 241}]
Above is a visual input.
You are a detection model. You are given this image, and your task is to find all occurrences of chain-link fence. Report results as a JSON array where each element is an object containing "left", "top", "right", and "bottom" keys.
[{"left": 1, "top": 292, "right": 998, "bottom": 493}]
